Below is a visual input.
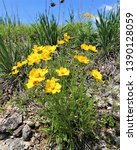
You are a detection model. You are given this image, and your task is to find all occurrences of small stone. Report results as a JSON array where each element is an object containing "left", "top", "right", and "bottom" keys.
[
  {"left": 22, "top": 124, "right": 32, "bottom": 141},
  {"left": 98, "top": 101, "right": 107, "bottom": 108},
  {"left": 113, "top": 113, "right": 120, "bottom": 121},
  {"left": 0, "top": 132, "right": 9, "bottom": 140},
  {"left": 114, "top": 75, "right": 120, "bottom": 83},
  {"left": 107, "top": 97, "right": 113, "bottom": 106},
  {"left": 111, "top": 145, "right": 118, "bottom": 150},
  {"left": 103, "top": 91, "right": 111, "bottom": 97},
  {"left": 31, "top": 136, "right": 35, "bottom": 143},
  {"left": 10, "top": 135, "right": 14, "bottom": 139},
  {"left": 35, "top": 139, "right": 40, "bottom": 144},
  {"left": 13, "top": 124, "right": 24, "bottom": 137},
  {"left": 99, "top": 140, "right": 107, "bottom": 150},
  {"left": 100, "top": 131, "right": 106, "bottom": 140},
  {"left": 107, "top": 106, "right": 112, "bottom": 110},
  {"left": 25, "top": 120, "right": 35, "bottom": 128},
  {"left": 35, "top": 121, "right": 40, "bottom": 128},
  {"left": 114, "top": 85, "right": 119, "bottom": 91},
  {"left": 114, "top": 136, "right": 120, "bottom": 146},
  {"left": 106, "top": 128, "right": 114, "bottom": 135},
  {"left": 24, "top": 141, "right": 31, "bottom": 150}
]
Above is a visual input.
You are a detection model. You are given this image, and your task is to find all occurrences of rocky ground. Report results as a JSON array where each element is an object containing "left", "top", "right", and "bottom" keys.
[{"left": 0, "top": 57, "right": 120, "bottom": 150}]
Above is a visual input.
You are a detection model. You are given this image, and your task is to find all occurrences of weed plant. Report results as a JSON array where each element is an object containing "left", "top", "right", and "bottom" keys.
[
  {"left": 10, "top": 29, "right": 103, "bottom": 149},
  {"left": 33, "top": 14, "right": 58, "bottom": 45},
  {"left": 95, "top": 7, "right": 120, "bottom": 57}
]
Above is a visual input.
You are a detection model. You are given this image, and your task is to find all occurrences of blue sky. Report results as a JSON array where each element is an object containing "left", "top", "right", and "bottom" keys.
[{"left": 0, "top": 0, "right": 119, "bottom": 24}]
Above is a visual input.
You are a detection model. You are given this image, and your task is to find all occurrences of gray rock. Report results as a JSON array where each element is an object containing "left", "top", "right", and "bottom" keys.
[
  {"left": 113, "top": 85, "right": 120, "bottom": 91},
  {"left": 107, "top": 106, "right": 112, "bottom": 110},
  {"left": 103, "top": 91, "right": 111, "bottom": 97},
  {"left": 107, "top": 97, "right": 113, "bottom": 106},
  {"left": 113, "top": 113, "right": 120, "bottom": 121},
  {"left": 0, "top": 138, "right": 25, "bottom": 150},
  {"left": 98, "top": 100, "right": 107, "bottom": 108},
  {"left": 31, "top": 136, "right": 35, "bottom": 143},
  {"left": 114, "top": 74, "right": 120, "bottom": 83},
  {"left": 24, "top": 141, "right": 31, "bottom": 150},
  {"left": 114, "top": 136, "right": 120, "bottom": 146},
  {"left": 25, "top": 120, "right": 35, "bottom": 128},
  {"left": 99, "top": 140, "right": 107, "bottom": 150},
  {"left": 0, "top": 132, "right": 9, "bottom": 140},
  {"left": 0, "top": 106, "right": 23, "bottom": 133},
  {"left": 34, "top": 133, "right": 40, "bottom": 139},
  {"left": 13, "top": 124, "right": 25, "bottom": 137},
  {"left": 22, "top": 124, "right": 32, "bottom": 141},
  {"left": 35, "top": 121, "right": 40, "bottom": 128}
]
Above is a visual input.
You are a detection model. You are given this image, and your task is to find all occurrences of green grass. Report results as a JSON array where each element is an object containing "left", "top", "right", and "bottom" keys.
[
  {"left": 33, "top": 14, "right": 58, "bottom": 45},
  {"left": 95, "top": 7, "right": 120, "bottom": 58}
]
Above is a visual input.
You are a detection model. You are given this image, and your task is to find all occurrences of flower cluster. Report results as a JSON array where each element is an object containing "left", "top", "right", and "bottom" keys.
[
  {"left": 12, "top": 60, "right": 28, "bottom": 75},
  {"left": 57, "top": 33, "right": 70, "bottom": 45},
  {"left": 12, "top": 45, "right": 57, "bottom": 75},
  {"left": 81, "top": 43, "right": 97, "bottom": 52},
  {"left": 26, "top": 68, "right": 48, "bottom": 89},
  {"left": 11, "top": 32, "right": 103, "bottom": 94},
  {"left": 28, "top": 45, "right": 57, "bottom": 65}
]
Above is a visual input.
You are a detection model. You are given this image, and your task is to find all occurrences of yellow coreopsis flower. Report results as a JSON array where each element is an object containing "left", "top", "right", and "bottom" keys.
[
  {"left": 43, "top": 45, "right": 57, "bottom": 54},
  {"left": 80, "top": 43, "right": 89, "bottom": 51},
  {"left": 40, "top": 52, "right": 52, "bottom": 61},
  {"left": 16, "top": 62, "right": 23, "bottom": 68},
  {"left": 12, "top": 65, "right": 18, "bottom": 71},
  {"left": 32, "top": 45, "right": 44, "bottom": 53},
  {"left": 45, "top": 77, "right": 61, "bottom": 94},
  {"left": 27, "top": 52, "right": 41, "bottom": 65},
  {"left": 29, "top": 68, "right": 48, "bottom": 81},
  {"left": 84, "top": 12, "right": 93, "bottom": 18},
  {"left": 74, "top": 55, "right": 90, "bottom": 64},
  {"left": 26, "top": 79, "right": 40, "bottom": 89},
  {"left": 63, "top": 33, "right": 70, "bottom": 42},
  {"left": 56, "top": 67, "right": 70, "bottom": 76},
  {"left": 21, "top": 60, "right": 28, "bottom": 65},
  {"left": 26, "top": 68, "right": 48, "bottom": 89},
  {"left": 57, "top": 40, "right": 65, "bottom": 45},
  {"left": 89, "top": 45, "right": 98, "bottom": 53},
  {"left": 50, "top": 45, "right": 57, "bottom": 53},
  {"left": 12, "top": 69, "right": 19, "bottom": 75},
  {"left": 12, "top": 60, "right": 28, "bottom": 72},
  {"left": 90, "top": 69, "right": 102, "bottom": 82}
]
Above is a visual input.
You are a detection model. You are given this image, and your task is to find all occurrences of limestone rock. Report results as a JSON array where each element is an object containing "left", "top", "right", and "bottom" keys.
[
  {"left": 0, "top": 106, "right": 23, "bottom": 133},
  {"left": 22, "top": 124, "right": 32, "bottom": 141}
]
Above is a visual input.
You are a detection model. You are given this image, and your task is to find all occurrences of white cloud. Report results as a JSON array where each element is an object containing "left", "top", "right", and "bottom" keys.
[
  {"left": 100, "top": 3, "right": 119, "bottom": 12},
  {"left": 103, "top": 5, "right": 113, "bottom": 11}
]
